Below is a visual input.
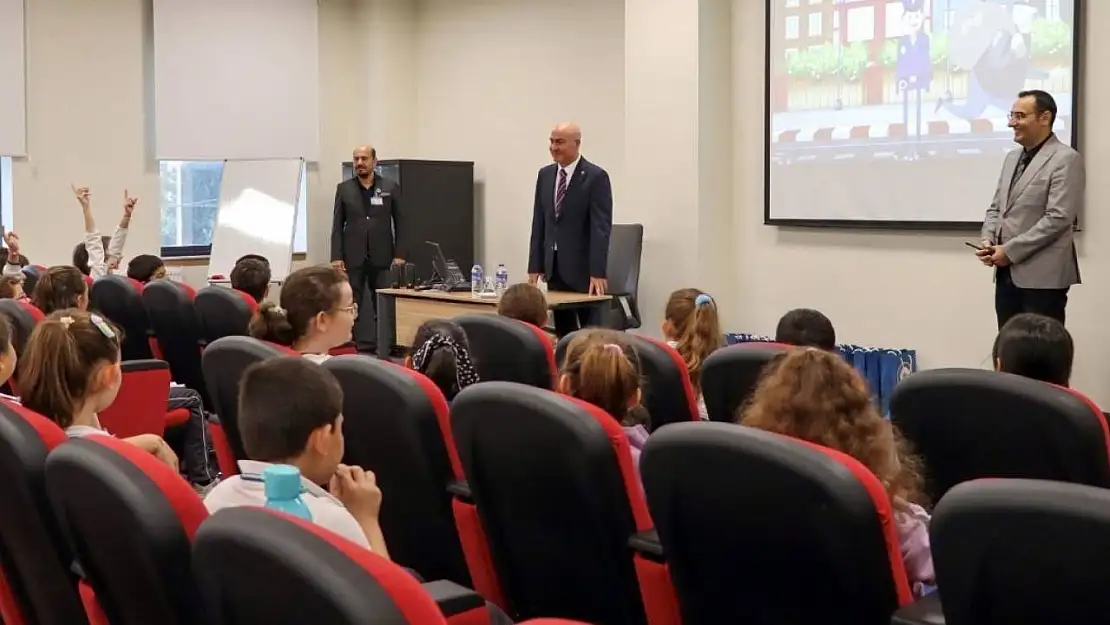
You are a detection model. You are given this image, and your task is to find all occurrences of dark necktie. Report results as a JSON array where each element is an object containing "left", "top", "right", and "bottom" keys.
[
  {"left": 1010, "top": 152, "right": 1032, "bottom": 191},
  {"left": 555, "top": 168, "right": 567, "bottom": 218}
]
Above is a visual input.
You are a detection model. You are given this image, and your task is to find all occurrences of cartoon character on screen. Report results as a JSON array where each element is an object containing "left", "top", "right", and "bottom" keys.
[
  {"left": 897, "top": 0, "right": 931, "bottom": 159},
  {"left": 938, "top": 0, "right": 1040, "bottom": 120}
]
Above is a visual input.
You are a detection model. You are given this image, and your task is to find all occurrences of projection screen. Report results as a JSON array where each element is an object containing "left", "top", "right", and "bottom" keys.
[{"left": 765, "top": 0, "right": 1079, "bottom": 227}]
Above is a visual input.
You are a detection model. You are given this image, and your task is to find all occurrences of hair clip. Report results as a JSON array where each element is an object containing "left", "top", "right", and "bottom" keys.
[
  {"left": 603, "top": 343, "right": 624, "bottom": 355},
  {"left": 90, "top": 314, "right": 116, "bottom": 339},
  {"left": 58, "top": 315, "right": 76, "bottom": 329},
  {"left": 694, "top": 293, "right": 713, "bottom": 307},
  {"left": 273, "top": 306, "right": 286, "bottom": 316}
]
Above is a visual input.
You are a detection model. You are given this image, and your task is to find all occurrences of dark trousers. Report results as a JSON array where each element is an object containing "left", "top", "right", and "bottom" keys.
[
  {"left": 547, "top": 256, "right": 593, "bottom": 338},
  {"left": 348, "top": 260, "right": 389, "bottom": 351},
  {"left": 167, "top": 386, "right": 218, "bottom": 486},
  {"left": 995, "top": 266, "right": 1069, "bottom": 329}
]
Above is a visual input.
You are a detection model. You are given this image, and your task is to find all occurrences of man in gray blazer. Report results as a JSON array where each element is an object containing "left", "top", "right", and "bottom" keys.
[{"left": 978, "top": 89, "right": 1083, "bottom": 328}]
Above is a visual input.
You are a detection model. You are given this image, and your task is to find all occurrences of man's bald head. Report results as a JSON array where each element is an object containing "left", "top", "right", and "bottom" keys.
[
  {"left": 549, "top": 123, "right": 582, "bottom": 166},
  {"left": 352, "top": 144, "right": 377, "bottom": 180}
]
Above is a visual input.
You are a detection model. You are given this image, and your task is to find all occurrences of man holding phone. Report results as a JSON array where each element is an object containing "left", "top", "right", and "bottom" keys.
[{"left": 978, "top": 89, "right": 1083, "bottom": 328}]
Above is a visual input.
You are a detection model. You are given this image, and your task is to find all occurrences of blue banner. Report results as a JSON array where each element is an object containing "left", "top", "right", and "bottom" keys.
[{"left": 724, "top": 334, "right": 917, "bottom": 417}]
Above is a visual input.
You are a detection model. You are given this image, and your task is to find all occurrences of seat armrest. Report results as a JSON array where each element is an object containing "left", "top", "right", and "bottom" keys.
[
  {"left": 447, "top": 479, "right": 472, "bottom": 501},
  {"left": 70, "top": 560, "right": 87, "bottom": 580},
  {"left": 628, "top": 529, "right": 664, "bottom": 561},
  {"left": 421, "top": 579, "right": 486, "bottom": 616},
  {"left": 890, "top": 591, "right": 944, "bottom": 625}
]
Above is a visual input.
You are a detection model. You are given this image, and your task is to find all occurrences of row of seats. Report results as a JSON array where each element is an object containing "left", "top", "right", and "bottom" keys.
[{"left": 0, "top": 398, "right": 589, "bottom": 625}]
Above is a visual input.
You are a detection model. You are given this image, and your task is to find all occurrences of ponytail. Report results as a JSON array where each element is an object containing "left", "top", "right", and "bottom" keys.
[
  {"left": 20, "top": 310, "right": 121, "bottom": 428},
  {"left": 249, "top": 302, "right": 296, "bottom": 346},
  {"left": 666, "top": 288, "right": 722, "bottom": 394},
  {"left": 560, "top": 329, "right": 643, "bottom": 425}
]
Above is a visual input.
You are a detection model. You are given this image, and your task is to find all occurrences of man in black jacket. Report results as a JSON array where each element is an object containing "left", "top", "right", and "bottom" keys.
[
  {"left": 527, "top": 122, "right": 613, "bottom": 336},
  {"left": 331, "top": 144, "right": 403, "bottom": 351}
]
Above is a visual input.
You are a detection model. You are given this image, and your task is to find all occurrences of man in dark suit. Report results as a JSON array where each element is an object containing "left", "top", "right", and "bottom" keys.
[
  {"left": 331, "top": 144, "right": 404, "bottom": 351},
  {"left": 527, "top": 122, "right": 613, "bottom": 336}
]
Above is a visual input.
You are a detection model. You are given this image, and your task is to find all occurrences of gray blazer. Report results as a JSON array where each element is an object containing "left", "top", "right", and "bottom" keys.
[{"left": 981, "top": 134, "right": 1084, "bottom": 289}]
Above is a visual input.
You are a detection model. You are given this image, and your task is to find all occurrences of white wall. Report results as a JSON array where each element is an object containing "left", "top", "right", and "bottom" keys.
[
  {"left": 412, "top": 0, "right": 626, "bottom": 279},
  {"left": 11, "top": 0, "right": 361, "bottom": 285}
]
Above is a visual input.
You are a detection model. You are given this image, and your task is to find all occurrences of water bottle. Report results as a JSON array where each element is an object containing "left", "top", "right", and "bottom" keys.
[
  {"left": 263, "top": 464, "right": 313, "bottom": 521},
  {"left": 470, "top": 264, "right": 483, "bottom": 298},
  {"left": 495, "top": 264, "right": 508, "bottom": 296}
]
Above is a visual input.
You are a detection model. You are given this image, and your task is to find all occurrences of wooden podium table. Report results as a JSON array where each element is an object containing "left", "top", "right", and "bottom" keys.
[{"left": 375, "top": 288, "right": 611, "bottom": 351}]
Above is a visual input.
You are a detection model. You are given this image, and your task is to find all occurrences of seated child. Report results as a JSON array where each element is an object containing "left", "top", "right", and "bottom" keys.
[
  {"left": 126, "top": 254, "right": 167, "bottom": 283},
  {"left": 30, "top": 271, "right": 218, "bottom": 487},
  {"left": 404, "top": 320, "right": 479, "bottom": 402},
  {"left": 0, "top": 316, "right": 18, "bottom": 399},
  {"left": 249, "top": 265, "right": 355, "bottom": 363},
  {"left": 662, "top": 288, "right": 722, "bottom": 420},
  {"left": 774, "top": 308, "right": 837, "bottom": 351},
  {"left": 204, "top": 357, "right": 389, "bottom": 556},
  {"left": 558, "top": 329, "right": 650, "bottom": 480},
  {"left": 993, "top": 312, "right": 1073, "bottom": 386},
  {"left": 71, "top": 185, "right": 134, "bottom": 279},
  {"left": 497, "top": 283, "right": 549, "bottom": 329},
  {"left": 1, "top": 231, "right": 30, "bottom": 278},
  {"left": 18, "top": 310, "right": 178, "bottom": 470},
  {"left": 738, "top": 347, "right": 934, "bottom": 596},
  {"left": 230, "top": 256, "right": 272, "bottom": 304},
  {"left": 32, "top": 266, "right": 89, "bottom": 315}
]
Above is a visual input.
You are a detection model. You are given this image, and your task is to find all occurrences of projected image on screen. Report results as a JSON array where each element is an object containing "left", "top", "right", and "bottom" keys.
[{"left": 767, "top": 0, "right": 1076, "bottom": 224}]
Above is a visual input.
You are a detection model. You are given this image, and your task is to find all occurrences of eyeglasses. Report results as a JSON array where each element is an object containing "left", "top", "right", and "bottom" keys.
[
  {"left": 1008, "top": 111, "right": 1047, "bottom": 122},
  {"left": 339, "top": 302, "right": 358, "bottom": 315}
]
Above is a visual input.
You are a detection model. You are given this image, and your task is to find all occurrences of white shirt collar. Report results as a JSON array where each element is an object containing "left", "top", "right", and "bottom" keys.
[
  {"left": 559, "top": 156, "right": 581, "bottom": 180},
  {"left": 236, "top": 459, "right": 338, "bottom": 502}
]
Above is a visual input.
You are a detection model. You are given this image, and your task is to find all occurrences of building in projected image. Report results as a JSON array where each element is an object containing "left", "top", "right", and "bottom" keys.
[{"left": 769, "top": 0, "right": 1074, "bottom": 161}]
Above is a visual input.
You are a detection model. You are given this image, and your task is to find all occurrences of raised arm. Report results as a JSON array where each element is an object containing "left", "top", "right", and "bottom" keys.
[{"left": 73, "top": 185, "right": 109, "bottom": 278}]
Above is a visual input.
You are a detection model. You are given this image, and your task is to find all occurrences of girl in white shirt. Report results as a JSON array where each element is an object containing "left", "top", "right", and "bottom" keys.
[
  {"left": 662, "top": 288, "right": 723, "bottom": 420},
  {"left": 249, "top": 265, "right": 356, "bottom": 363},
  {"left": 70, "top": 185, "right": 134, "bottom": 280},
  {"left": 17, "top": 309, "right": 178, "bottom": 469}
]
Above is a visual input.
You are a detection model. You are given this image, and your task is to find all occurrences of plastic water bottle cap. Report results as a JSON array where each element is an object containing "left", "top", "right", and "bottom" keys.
[{"left": 262, "top": 464, "right": 303, "bottom": 500}]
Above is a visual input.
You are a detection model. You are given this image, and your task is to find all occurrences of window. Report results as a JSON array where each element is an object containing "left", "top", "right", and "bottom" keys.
[
  {"left": 808, "top": 12, "right": 822, "bottom": 36},
  {"left": 0, "top": 157, "right": 11, "bottom": 234},
  {"left": 785, "top": 15, "right": 800, "bottom": 39},
  {"left": 159, "top": 160, "right": 308, "bottom": 257}
]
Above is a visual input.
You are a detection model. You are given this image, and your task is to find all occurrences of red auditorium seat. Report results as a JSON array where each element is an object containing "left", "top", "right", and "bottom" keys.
[
  {"left": 194, "top": 285, "right": 258, "bottom": 346},
  {"left": 200, "top": 336, "right": 293, "bottom": 474},
  {"left": 700, "top": 342, "right": 793, "bottom": 421},
  {"left": 556, "top": 330, "right": 699, "bottom": 430},
  {"left": 454, "top": 314, "right": 557, "bottom": 389},
  {"left": 451, "top": 382, "right": 680, "bottom": 625},
  {"left": 323, "top": 355, "right": 471, "bottom": 587},
  {"left": 89, "top": 274, "right": 154, "bottom": 361},
  {"left": 193, "top": 506, "right": 591, "bottom": 625},
  {"left": 143, "top": 280, "right": 209, "bottom": 405},
  {"left": 98, "top": 359, "right": 184, "bottom": 437},
  {"left": 892, "top": 478, "right": 1110, "bottom": 625},
  {"left": 0, "top": 401, "right": 87, "bottom": 625},
  {"left": 891, "top": 368, "right": 1110, "bottom": 503},
  {"left": 641, "top": 422, "right": 913, "bottom": 624},
  {"left": 44, "top": 434, "right": 208, "bottom": 625}
]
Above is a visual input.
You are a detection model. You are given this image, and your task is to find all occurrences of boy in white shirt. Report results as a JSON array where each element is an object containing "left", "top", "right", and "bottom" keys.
[{"left": 203, "top": 357, "right": 389, "bottom": 557}]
